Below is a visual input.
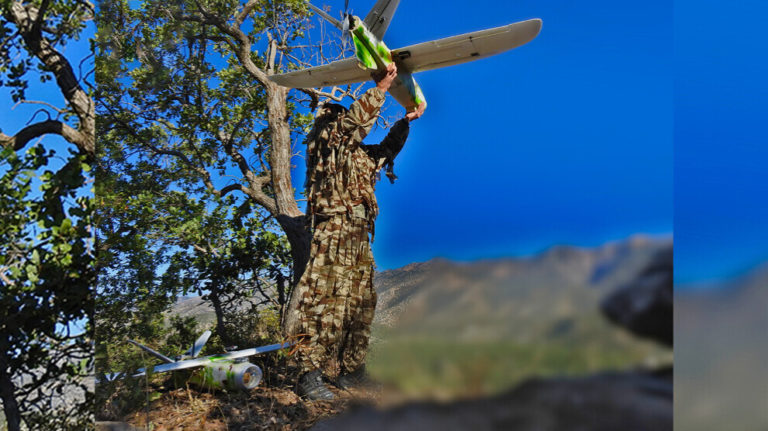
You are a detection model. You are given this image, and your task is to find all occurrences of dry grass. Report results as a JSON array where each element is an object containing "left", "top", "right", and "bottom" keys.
[{"left": 122, "top": 378, "right": 381, "bottom": 430}]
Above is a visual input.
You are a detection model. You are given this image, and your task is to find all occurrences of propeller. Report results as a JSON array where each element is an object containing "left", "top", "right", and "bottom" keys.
[
  {"left": 340, "top": 0, "right": 353, "bottom": 50},
  {"left": 308, "top": 2, "right": 355, "bottom": 51}
]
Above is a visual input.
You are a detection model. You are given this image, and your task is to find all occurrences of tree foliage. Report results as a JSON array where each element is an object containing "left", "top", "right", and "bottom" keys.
[
  {"left": 95, "top": 0, "right": 390, "bottom": 417},
  {"left": 0, "top": 0, "right": 94, "bottom": 429},
  {"left": 94, "top": 0, "right": 314, "bottom": 403}
]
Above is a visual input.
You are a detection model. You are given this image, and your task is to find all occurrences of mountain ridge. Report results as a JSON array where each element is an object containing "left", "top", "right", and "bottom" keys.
[
  {"left": 170, "top": 235, "right": 672, "bottom": 339},
  {"left": 373, "top": 235, "right": 671, "bottom": 340}
]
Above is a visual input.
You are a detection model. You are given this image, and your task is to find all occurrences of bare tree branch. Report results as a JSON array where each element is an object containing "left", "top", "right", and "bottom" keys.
[
  {"left": 0, "top": 120, "right": 89, "bottom": 152},
  {"left": 220, "top": 183, "right": 246, "bottom": 197},
  {"left": 220, "top": 130, "right": 277, "bottom": 214},
  {"left": 235, "top": 0, "right": 259, "bottom": 27},
  {"left": 4, "top": 1, "right": 95, "bottom": 155},
  {"left": 13, "top": 99, "right": 68, "bottom": 115}
]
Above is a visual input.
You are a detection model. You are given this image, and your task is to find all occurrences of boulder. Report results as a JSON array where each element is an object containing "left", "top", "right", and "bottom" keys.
[{"left": 600, "top": 246, "right": 673, "bottom": 345}]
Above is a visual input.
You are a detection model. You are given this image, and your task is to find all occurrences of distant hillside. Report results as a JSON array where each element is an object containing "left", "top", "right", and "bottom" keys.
[
  {"left": 167, "top": 234, "right": 672, "bottom": 399},
  {"left": 676, "top": 265, "right": 768, "bottom": 431},
  {"left": 365, "top": 235, "right": 672, "bottom": 397},
  {"left": 171, "top": 295, "right": 216, "bottom": 328},
  {"left": 374, "top": 235, "right": 670, "bottom": 342},
  {"left": 170, "top": 294, "right": 265, "bottom": 330},
  {"left": 171, "top": 235, "right": 671, "bottom": 342}
]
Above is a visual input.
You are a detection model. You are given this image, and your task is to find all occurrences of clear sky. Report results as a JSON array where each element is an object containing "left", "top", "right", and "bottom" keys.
[
  {"left": 293, "top": 0, "right": 673, "bottom": 270},
  {"left": 0, "top": 78, "right": 72, "bottom": 156},
  {"left": 3, "top": 2, "right": 675, "bottom": 277},
  {"left": 0, "top": 27, "right": 93, "bottom": 172},
  {"left": 674, "top": 0, "right": 768, "bottom": 285}
]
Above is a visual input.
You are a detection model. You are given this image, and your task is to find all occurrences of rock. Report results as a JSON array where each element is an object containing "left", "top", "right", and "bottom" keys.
[
  {"left": 311, "top": 371, "right": 671, "bottom": 431},
  {"left": 600, "top": 246, "right": 673, "bottom": 345}
]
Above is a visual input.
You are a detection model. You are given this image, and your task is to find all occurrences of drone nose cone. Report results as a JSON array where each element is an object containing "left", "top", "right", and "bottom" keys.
[{"left": 239, "top": 364, "right": 263, "bottom": 390}]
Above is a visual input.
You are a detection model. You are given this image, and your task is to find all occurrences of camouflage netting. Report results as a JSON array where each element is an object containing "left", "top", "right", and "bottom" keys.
[{"left": 294, "top": 88, "right": 409, "bottom": 377}]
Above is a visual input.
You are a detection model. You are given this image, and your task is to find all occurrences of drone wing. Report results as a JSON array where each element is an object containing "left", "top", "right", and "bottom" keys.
[
  {"left": 269, "top": 18, "right": 542, "bottom": 91},
  {"left": 125, "top": 342, "right": 293, "bottom": 378},
  {"left": 391, "top": 18, "right": 542, "bottom": 74},
  {"left": 363, "top": 0, "right": 400, "bottom": 40},
  {"left": 387, "top": 79, "right": 414, "bottom": 111},
  {"left": 269, "top": 58, "right": 371, "bottom": 89},
  {"left": 127, "top": 340, "right": 175, "bottom": 364}
]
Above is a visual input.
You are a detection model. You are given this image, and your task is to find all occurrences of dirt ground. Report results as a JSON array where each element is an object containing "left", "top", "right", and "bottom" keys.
[{"left": 117, "top": 376, "right": 398, "bottom": 431}]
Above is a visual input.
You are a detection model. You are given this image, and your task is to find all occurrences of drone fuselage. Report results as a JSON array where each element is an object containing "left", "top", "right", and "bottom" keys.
[
  {"left": 270, "top": 1, "right": 541, "bottom": 115},
  {"left": 349, "top": 16, "right": 426, "bottom": 111},
  {"left": 187, "top": 359, "right": 263, "bottom": 391},
  {"left": 98, "top": 340, "right": 291, "bottom": 392}
]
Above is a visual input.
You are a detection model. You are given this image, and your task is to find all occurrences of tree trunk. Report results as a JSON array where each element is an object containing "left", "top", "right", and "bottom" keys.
[
  {"left": 263, "top": 82, "right": 313, "bottom": 336},
  {"left": 0, "top": 348, "right": 22, "bottom": 431},
  {"left": 276, "top": 214, "right": 311, "bottom": 337},
  {"left": 265, "top": 84, "right": 300, "bottom": 222},
  {"left": 208, "top": 290, "right": 231, "bottom": 347}
]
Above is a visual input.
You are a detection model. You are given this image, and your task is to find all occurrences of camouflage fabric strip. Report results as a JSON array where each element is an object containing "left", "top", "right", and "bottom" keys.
[
  {"left": 295, "top": 215, "right": 376, "bottom": 377},
  {"left": 295, "top": 87, "right": 408, "bottom": 378}
]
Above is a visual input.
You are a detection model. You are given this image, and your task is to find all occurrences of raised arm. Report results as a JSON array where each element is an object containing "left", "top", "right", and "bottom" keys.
[
  {"left": 340, "top": 63, "right": 398, "bottom": 141},
  {"left": 362, "top": 118, "right": 410, "bottom": 183}
]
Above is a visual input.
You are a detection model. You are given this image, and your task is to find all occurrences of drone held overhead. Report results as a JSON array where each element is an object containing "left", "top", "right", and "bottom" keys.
[
  {"left": 269, "top": 0, "right": 543, "bottom": 116},
  {"left": 99, "top": 331, "right": 293, "bottom": 391}
]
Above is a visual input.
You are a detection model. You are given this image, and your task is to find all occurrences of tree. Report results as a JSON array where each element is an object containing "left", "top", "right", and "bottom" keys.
[
  {"left": 162, "top": 199, "right": 292, "bottom": 347},
  {"left": 0, "top": 0, "right": 95, "bottom": 429},
  {"left": 96, "top": 0, "right": 377, "bottom": 352}
]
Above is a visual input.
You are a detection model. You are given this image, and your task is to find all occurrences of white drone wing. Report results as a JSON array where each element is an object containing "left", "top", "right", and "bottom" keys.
[
  {"left": 363, "top": 0, "right": 400, "bottom": 40},
  {"left": 127, "top": 340, "right": 175, "bottom": 364},
  {"left": 269, "top": 57, "right": 370, "bottom": 89},
  {"left": 125, "top": 342, "right": 292, "bottom": 378},
  {"left": 270, "top": 18, "right": 542, "bottom": 90},
  {"left": 390, "top": 18, "right": 542, "bottom": 74}
]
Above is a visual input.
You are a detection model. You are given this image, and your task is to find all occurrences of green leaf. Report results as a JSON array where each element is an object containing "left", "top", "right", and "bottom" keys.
[{"left": 25, "top": 264, "right": 39, "bottom": 283}]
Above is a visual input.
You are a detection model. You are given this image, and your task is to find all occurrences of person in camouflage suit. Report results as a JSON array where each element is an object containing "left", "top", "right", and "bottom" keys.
[{"left": 295, "top": 63, "right": 423, "bottom": 400}]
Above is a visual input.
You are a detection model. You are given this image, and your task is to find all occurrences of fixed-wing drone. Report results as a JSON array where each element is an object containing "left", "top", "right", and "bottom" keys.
[
  {"left": 100, "top": 331, "right": 292, "bottom": 391},
  {"left": 269, "top": 0, "right": 542, "bottom": 115}
]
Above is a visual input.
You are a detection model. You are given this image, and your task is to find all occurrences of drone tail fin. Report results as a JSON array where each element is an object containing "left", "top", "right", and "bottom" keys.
[
  {"left": 363, "top": 0, "right": 400, "bottom": 40},
  {"left": 190, "top": 330, "right": 212, "bottom": 358}
]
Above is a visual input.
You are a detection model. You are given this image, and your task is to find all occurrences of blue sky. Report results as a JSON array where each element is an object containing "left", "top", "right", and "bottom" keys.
[
  {"left": 0, "top": 25, "right": 93, "bottom": 335},
  {"left": 4, "top": 1, "right": 676, "bottom": 280},
  {"left": 674, "top": 0, "right": 768, "bottom": 285},
  {"left": 0, "top": 27, "right": 93, "bottom": 174},
  {"left": 0, "top": 82, "right": 72, "bottom": 159},
  {"left": 298, "top": 0, "right": 673, "bottom": 270}
]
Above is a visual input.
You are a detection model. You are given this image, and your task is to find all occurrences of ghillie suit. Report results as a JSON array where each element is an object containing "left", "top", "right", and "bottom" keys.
[{"left": 292, "top": 87, "right": 409, "bottom": 378}]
